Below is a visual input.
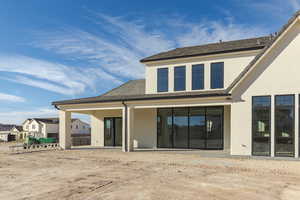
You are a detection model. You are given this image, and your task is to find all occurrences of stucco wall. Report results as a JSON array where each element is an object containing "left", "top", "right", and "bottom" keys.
[
  {"left": 230, "top": 20, "right": 300, "bottom": 156},
  {"left": 145, "top": 51, "right": 258, "bottom": 94},
  {"left": 133, "top": 108, "right": 157, "bottom": 148}
]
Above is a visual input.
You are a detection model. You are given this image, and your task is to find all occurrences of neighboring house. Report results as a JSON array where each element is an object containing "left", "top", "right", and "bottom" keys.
[
  {"left": 0, "top": 124, "right": 16, "bottom": 142},
  {"left": 20, "top": 118, "right": 90, "bottom": 139},
  {"left": 10, "top": 126, "right": 24, "bottom": 140},
  {"left": 53, "top": 11, "right": 300, "bottom": 158}
]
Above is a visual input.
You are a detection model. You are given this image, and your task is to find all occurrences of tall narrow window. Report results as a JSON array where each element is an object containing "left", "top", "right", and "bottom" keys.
[
  {"left": 192, "top": 64, "right": 204, "bottom": 90},
  {"left": 174, "top": 66, "right": 186, "bottom": 91},
  {"left": 252, "top": 96, "right": 271, "bottom": 156},
  {"left": 157, "top": 68, "right": 168, "bottom": 92},
  {"left": 211, "top": 62, "right": 224, "bottom": 89},
  {"left": 275, "top": 95, "right": 294, "bottom": 157}
]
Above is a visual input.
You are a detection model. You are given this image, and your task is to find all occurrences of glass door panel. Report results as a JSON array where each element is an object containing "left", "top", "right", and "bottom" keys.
[
  {"left": 189, "top": 107, "right": 206, "bottom": 149},
  {"left": 206, "top": 107, "right": 223, "bottom": 149},
  {"left": 173, "top": 108, "right": 189, "bottom": 148},
  {"left": 157, "top": 109, "right": 173, "bottom": 148},
  {"left": 104, "top": 118, "right": 114, "bottom": 146},
  {"left": 115, "top": 117, "right": 122, "bottom": 146}
]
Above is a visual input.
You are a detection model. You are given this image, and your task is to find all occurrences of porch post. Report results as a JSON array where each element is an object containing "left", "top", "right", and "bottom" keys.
[
  {"left": 59, "top": 110, "right": 71, "bottom": 149},
  {"left": 127, "top": 106, "right": 134, "bottom": 152},
  {"left": 122, "top": 107, "right": 127, "bottom": 152},
  {"left": 271, "top": 95, "right": 275, "bottom": 157},
  {"left": 295, "top": 94, "right": 299, "bottom": 158}
]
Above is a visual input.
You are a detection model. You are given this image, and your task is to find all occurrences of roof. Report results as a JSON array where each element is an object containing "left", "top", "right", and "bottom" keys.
[
  {"left": 227, "top": 10, "right": 300, "bottom": 92},
  {"left": 30, "top": 118, "right": 79, "bottom": 124},
  {"left": 13, "top": 126, "right": 23, "bottom": 132},
  {"left": 53, "top": 79, "right": 229, "bottom": 105},
  {"left": 0, "top": 124, "right": 15, "bottom": 131},
  {"left": 140, "top": 36, "right": 272, "bottom": 63}
]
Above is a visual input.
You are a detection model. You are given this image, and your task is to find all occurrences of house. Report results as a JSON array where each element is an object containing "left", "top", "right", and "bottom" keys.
[
  {"left": 53, "top": 11, "right": 300, "bottom": 158},
  {"left": 20, "top": 118, "right": 90, "bottom": 140},
  {"left": 0, "top": 124, "right": 16, "bottom": 142},
  {"left": 10, "top": 126, "right": 23, "bottom": 140}
]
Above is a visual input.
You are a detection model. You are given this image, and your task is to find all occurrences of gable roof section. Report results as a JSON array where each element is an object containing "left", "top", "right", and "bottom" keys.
[
  {"left": 140, "top": 36, "right": 271, "bottom": 63},
  {"left": 52, "top": 79, "right": 229, "bottom": 105},
  {"left": 227, "top": 10, "right": 300, "bottom": 92}
]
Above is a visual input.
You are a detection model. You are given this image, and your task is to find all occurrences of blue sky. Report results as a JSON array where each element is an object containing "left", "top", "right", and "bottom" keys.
[{"left": 0, "top": 0, "right": 299, "bottom": 124}]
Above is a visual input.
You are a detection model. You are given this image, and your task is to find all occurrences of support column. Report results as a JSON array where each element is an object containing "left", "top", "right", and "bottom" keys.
[
  {"left": 127, "top": 106, "right": 134, "bottom": 152},
  {"left": 295, "top": 94, "right": 299, "bottom": 158},
  {"left": 59, "top": 110, "right": 71, "bottom": 149},
  {"left": 122, "top": 107, "right": 127, "bottom": 152},
  {"left": 91, "top": 113, "right": 103, "bottom": 147},
  {"left": 271, "top": 95, "right": 275, "bottom": 157}
]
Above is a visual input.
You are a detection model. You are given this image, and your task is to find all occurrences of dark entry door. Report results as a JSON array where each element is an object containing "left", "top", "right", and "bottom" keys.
[{"left": 104, "top": 117, "right": 122, "bottom": 146}]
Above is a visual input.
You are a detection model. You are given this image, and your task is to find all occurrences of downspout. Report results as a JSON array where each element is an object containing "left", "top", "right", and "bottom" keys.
[{"left": 122, "top": 101, "right": 128, "bottom": 152}]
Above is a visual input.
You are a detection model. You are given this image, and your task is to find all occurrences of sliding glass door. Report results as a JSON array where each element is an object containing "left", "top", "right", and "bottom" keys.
[
  {"left": 104, "top": 117, "right": 122, "bottom": 147},
  {"left": 157, "top": 107, "right": 223, "bottom": 149}
]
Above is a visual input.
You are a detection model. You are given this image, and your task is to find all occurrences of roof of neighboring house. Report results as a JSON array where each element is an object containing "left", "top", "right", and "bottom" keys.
[
  {"left": 28, "top": 118, "right": 79, "bottom": 124},
  {"left": 227, "top": 10, "right": 300, "bottom": 92},
  {"left": 13, "top": 126, "right": 23, "bottom": 132},
  {"left": 52, "top": 79, "right": 229, "bottom": 105},
  {"left": 0, "top": 124, "right": 15, "bottom": 131},
  {"left": 140, "top": 36, "right": 272, "bottom": 63}
]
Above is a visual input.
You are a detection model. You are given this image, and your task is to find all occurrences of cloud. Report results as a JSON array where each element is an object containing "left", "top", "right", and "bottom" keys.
[
  {"left": 0, "top": 93, "right": 26, "bottom": 102},
  {"left": 0, "top": 55, "right": 122, "bottom": 95},
  {"left": 0, "top": 107, "right": 57, "bottom": 124},
  {"left": 32, "top": 12, "right": 267, "bottom": 82}
]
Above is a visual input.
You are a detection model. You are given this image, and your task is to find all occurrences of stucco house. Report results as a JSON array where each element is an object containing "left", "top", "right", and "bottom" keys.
[
  {"left": 21, "top": 118, "right": 90, "bottom": 140},
  {"left": 53, "top": 11, "right": 300, "bottom": 158}
]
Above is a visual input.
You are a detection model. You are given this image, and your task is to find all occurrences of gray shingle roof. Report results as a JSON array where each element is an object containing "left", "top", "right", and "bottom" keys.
[
  {"left": 52, "top": 79, "right": 229, "bottom": 105},
  {"left": 140, "top": 36, "right": 272, "bottom": 63}
]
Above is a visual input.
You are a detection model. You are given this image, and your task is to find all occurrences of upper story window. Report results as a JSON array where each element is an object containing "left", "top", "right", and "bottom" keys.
[
  {"left": 32, "top": 125, "right": 35, "bottom": 129},
  {"left": 174, "top": 66, "right": 186, "bottom": 91},
  {"left": 157, "top": 68, "right": 168, "bottom": 92},
  {"left": 211, "top": 62, "right": 224, "bottom": 89},
  {"left": 192, "top": 64, "right": 204, "bottom": 90}
]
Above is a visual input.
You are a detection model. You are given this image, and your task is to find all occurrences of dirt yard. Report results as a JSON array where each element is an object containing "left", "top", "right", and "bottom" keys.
[{"left": 1, "top": 144, "right": 300, "bottom": 200}]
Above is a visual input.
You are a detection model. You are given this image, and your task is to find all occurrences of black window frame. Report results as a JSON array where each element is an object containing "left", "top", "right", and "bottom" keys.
[
  {"left": 274, "top": 94, "right": 295, "bottom": 157},
  {"left": 251, "top": 95, "right": 271, "bottom": 156},
  {"left": 210, "top": 62, "right": 224, "bottom": 89},
  {"left": 192, "top": 64, "right": 204, "bottom": 90},
  {"left": 157, "top": 68, "right": 169, "bottom": 92},
  {"left": 174, "top": 66, "right": 186, "bottom": 91}
]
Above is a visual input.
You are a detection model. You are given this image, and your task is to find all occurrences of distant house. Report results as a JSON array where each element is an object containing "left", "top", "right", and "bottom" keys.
[
  {"left": 0, "top": 124, "right": 16, "bottom": 142},
  {"left": 10, "top": 126, "right": 23, "bottom": 140},
  {"left": 20, "top": 118, "right": 90, "bottom": 140}
]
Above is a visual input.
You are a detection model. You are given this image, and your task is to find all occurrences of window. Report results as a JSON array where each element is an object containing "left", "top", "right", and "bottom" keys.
[
  {"left": 174, "top": 66, "right": 186, "bottom": 91},
  {"left": 157, "top": 68, "right": 168, "bottom": 92},
  {"left": 252, "top": 96, "right": 271, "bottom": 156},
  {"left": 211, "top": 62, "right": 224, "bottom": 89},
  {"left": 76, "top": 125, "right": 79, "bottom": 129},
  {"left": 275, "top": 95, "right": 294, "bottom": 157},
  {"left": 32, "top": 125, "right": 35, "bottom": 129},
  {"left": 192, "top": 64, "right": 204, "bottom": 90},
  {"left": 83, "top": 126, "right": 85, "bottom": 129}
]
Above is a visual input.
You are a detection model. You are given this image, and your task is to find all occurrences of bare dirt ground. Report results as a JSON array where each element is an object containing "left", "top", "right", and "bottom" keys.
[{"left": 1, "top": 143, "right": 300, "bottom": 200}]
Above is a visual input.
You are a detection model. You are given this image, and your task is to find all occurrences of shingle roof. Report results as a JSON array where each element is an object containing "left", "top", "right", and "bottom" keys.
[
  {"left": 140, "top": 36, "right": 272, "bottom": 63},
  {"left": 32, "top": 118, "right": 79, "bottom": 124},
  {"left": 52, "top": 79, "right": 229, "bottom": 105},
  {"left": 13, "top": 126, "right": 23, "bottom": 132}
]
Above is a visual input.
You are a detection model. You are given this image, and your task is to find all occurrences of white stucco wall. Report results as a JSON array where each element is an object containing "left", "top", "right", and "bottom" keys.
[
  {"left": 145, "top": 51, "right": 259, "bottom": 94},
  {"left": 230, "top": 20, "right": 300, "bottom": 156}
]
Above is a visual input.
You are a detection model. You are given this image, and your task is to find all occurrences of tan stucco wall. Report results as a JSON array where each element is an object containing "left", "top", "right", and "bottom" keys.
[
  {"left": 145, "top": 51, "right": 259, "bottom": 94},
  {"left": 133, "top": 108, "right": 157, "bottom": 148},
  {"left": 230, "top": 20, "right": 300, "bottom": 156}
]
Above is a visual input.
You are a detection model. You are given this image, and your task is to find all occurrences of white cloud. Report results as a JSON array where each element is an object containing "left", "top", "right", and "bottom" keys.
[
  {"left": 0, "top": 108, "right": 57, "bottom": 124},
  {"left": 0, "top": 93, "right": 26, "bottom": 102},
  {"left": 0, "top": 55, "right": 122, "bottom": 95},
  {"left": 32, "top": 13, "right": 267, "bottom": 82}
]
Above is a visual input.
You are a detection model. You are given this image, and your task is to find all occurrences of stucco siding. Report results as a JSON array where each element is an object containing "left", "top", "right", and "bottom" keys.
[
  {"left": 230, "top": 21, "right": 300, "bottom": 156},
  {"left": 133, "top": 108, "right": 157, "bottom": 148},
  {"left": 145, "top": 51, "right": 258, "bottom": 94}
]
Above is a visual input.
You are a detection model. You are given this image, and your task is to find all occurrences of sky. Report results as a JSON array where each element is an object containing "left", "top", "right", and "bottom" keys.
[{"left": 0, "top": 0, "right": 299, "bottom": 124}]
